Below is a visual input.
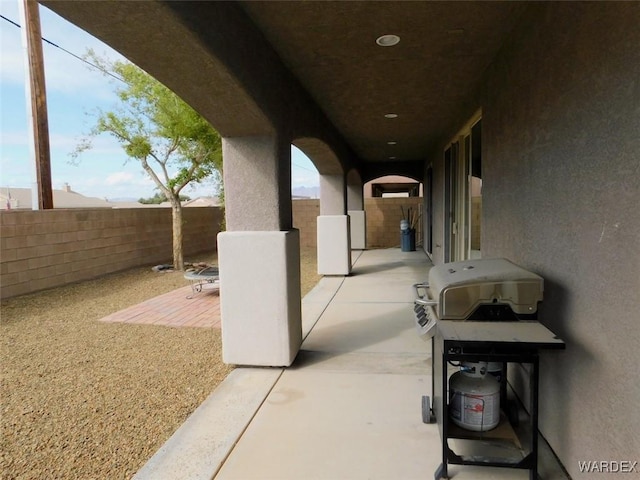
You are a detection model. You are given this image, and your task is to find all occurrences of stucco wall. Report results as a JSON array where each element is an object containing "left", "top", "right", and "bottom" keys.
[
  {"left": 0, "top": 207, "right": 223, "bottom": 299},
  {"left": 478, "top": 3, "right": 639, "bottom": 475}
]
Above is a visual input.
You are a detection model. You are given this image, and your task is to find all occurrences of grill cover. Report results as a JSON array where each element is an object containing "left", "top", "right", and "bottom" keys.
[{"left": 427, "top": 258, "right": 543, "bottom": 320}]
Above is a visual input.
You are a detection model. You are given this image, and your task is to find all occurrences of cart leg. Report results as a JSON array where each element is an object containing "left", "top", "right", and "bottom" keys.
[
  {"left": 434, "top": 462, "right": 448, "bottom": 480},
  {"left": 431, "top": 335, "right": 435, "bottom": 404},
  {"left": 530, "top": 356, "right": 540, "bottom": 480}
]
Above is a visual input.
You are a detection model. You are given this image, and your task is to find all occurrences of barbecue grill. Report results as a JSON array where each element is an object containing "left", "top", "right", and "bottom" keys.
[
  {"left": 413, "top": 258, "right": 565, "bottom": 480},
  {"left": 414, "top": 257, "right": 543, "bottom": 332}
]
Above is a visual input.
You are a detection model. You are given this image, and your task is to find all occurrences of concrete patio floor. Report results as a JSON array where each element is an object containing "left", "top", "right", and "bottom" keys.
[{"left": 134, "top": 248, "right": 569, "bottom": 480}]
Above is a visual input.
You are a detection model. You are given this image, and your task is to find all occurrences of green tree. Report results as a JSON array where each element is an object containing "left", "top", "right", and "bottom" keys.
[
  {"left": 138, "top": 192, "right": 191, "bottom": 204},
  {"left": 73, "top": 52, "right": 222, "bottom": 270}
]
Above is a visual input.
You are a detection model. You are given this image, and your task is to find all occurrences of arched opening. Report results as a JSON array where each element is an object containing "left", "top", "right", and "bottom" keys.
[
  {"left": 291, "top": 137, "right": 351, "bottom": 275},
  {"left": 289, "top": 145, "right": 321, "bottom": 295},
  {"left": 291, "top": 137, "right": 343, "bottom": 176},
  {"left": 363, "top": 175, "right": 424, "bottom": 250},
  {"left": 364, "top": 175, "right": 423, "bottom": 198},
  {"left": 291, "top": 145, "right": 319, "bottom": 199}
]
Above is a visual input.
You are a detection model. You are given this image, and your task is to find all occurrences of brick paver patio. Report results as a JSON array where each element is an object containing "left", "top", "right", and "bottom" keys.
[{"left": 99, "top": 284, "right": 221, "bottom": 329}]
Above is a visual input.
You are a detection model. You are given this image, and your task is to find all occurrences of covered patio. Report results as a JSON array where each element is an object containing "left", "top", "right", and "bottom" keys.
[
  {"left": 132, "top": 248, "right": 568, "bottom": 480},
  {"left": 33, "top": 1, "right": 640, "bottom": 477}
]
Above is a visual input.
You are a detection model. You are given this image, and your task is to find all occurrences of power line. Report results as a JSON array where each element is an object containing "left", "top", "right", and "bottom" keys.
[
  {"left": 1, "top": 13, "right": 125, "bottom": 84},
  {"left": 292, "top": 161, "right": 318, "bottom": 173},
  {"left": 3, "top": 11, "right": 322, "bottom": 173},
  {"left": 0, "top": 13, "right": 19, "bottom": 28}
]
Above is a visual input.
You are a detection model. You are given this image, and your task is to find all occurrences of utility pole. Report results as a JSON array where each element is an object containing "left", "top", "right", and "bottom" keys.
[{"left": 18, "top": 0, "right": 53, "bottom": 210}]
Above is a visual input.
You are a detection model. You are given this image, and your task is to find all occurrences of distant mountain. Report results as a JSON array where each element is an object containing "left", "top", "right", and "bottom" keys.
[{"left": 292, "top": 186, "right": 319, "bottom": 198}]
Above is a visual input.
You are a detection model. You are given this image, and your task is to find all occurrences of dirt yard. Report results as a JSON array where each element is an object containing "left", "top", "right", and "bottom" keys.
[{"left": 0, "top": 248, "right": 320, "bottom": 480}]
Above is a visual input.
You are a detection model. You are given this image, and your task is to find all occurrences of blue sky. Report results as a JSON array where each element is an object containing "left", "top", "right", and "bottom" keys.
[{"left": 0, "top": 0, "right": 318, "bottom": 201}]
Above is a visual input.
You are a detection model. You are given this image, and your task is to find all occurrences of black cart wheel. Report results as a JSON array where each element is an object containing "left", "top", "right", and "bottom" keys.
[{"left": 422, "top": 395, "right": 435, "bottom": 424}]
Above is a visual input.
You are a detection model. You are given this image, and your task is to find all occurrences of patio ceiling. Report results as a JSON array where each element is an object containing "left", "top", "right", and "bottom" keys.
[
  {"left": 239, "top": 1, "right": 527, "bottom": 163},
  {"left": 42, "top": 1, "right": 528, "bottom": 178}
]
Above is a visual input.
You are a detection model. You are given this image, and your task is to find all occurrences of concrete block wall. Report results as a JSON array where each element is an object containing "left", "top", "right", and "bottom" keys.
[
  {"left": 0, "top": 207, "right": 223, "bottom": 299},
  {"left": 364, "top": 197, "right": 422, "bottom": 248},
  {"left": 291, "top": 199, "right": 319, "bottom": 247},
  {"left": 292, "top": 197, "right": 422, "bottom": 249},
  {"left": 182, "top": 208, "right": 223, "bottom": 256},
  {"left": 2, "top": 198, "right": 416, "bottom": 298}
]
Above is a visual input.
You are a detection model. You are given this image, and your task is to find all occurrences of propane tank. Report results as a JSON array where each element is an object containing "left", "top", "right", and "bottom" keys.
[
  {"left": 486, "top": 362, "right": 503, "bottom": 382},
  {"left": 449, "top": 362, "right": 500, "bottom": 431}
]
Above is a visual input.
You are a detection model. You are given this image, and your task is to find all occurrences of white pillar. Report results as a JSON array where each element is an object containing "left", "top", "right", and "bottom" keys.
[
  {"left": 219, "top": 136, "right": 301, "bottom": 366},
  {"left": 347, "top": 174, "right": 366, "bottom": 250},
  {"left": 317, "top": 174, "right": 351, "bottom": 274},
  {"left": 348, "top": 210, "right": 366, "bottom": 250},
  {"left": 218, "top": 230, "right": 301, "bottom": 366},
  {"left": 317, "top": 215, "right": 351, "bottom": 274}
]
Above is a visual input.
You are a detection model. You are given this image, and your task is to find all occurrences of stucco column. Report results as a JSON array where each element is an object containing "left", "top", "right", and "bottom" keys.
[
  {"left": 217, "top": 136, "right": 301, "bottom": 367},
  {"left": 346, "top": 179, "right": 363, "bottom": 211},
  {"left": 223, "top": 135, "right": 292, "bottom": 231},
  {"left": 347, "top": 177, "right": 366, "bottom": 250},
  {"left": 317, "top": 174, "right": 351, "bottom": 274}
]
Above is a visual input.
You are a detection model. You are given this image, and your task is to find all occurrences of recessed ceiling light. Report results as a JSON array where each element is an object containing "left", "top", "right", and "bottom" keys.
[
  {"left": 387, "top": 141, "right": 397, "bottom": 145},
  {"left": 384, "top": 113, "right": 398, "bottom": 119},
  {"left": 376, "top": 34, "right": 400, "bottom": 47},
  {"left": 389, "top": 156, "right": 397, "bottom": 160}
]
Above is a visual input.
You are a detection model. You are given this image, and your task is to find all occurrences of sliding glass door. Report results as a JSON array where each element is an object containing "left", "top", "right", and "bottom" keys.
[{"left": 443, "top": 114, "right": 482, "bottom": 262}]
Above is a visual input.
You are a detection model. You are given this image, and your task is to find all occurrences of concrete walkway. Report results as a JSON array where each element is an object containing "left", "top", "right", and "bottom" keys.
[{"left": 134, "top": 248, "right": 568, "bottom": 480}]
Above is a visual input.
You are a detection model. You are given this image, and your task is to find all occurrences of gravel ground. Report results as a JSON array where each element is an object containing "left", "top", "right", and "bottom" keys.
[{"left": 1, "top": 248, "right": 320, "bottom": 480}]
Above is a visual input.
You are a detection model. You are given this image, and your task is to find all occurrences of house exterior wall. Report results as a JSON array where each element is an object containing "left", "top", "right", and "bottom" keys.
[
  {"left": 425, "top": 3, "right": 639, "bottom": 475},
  {"left": 0, "top": 207, "right": 223, "bottom": 299}
]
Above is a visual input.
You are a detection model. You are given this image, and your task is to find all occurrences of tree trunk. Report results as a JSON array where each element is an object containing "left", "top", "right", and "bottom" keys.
[{"left": 171, "top": 200, "right": 184, "bottom": 270}]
